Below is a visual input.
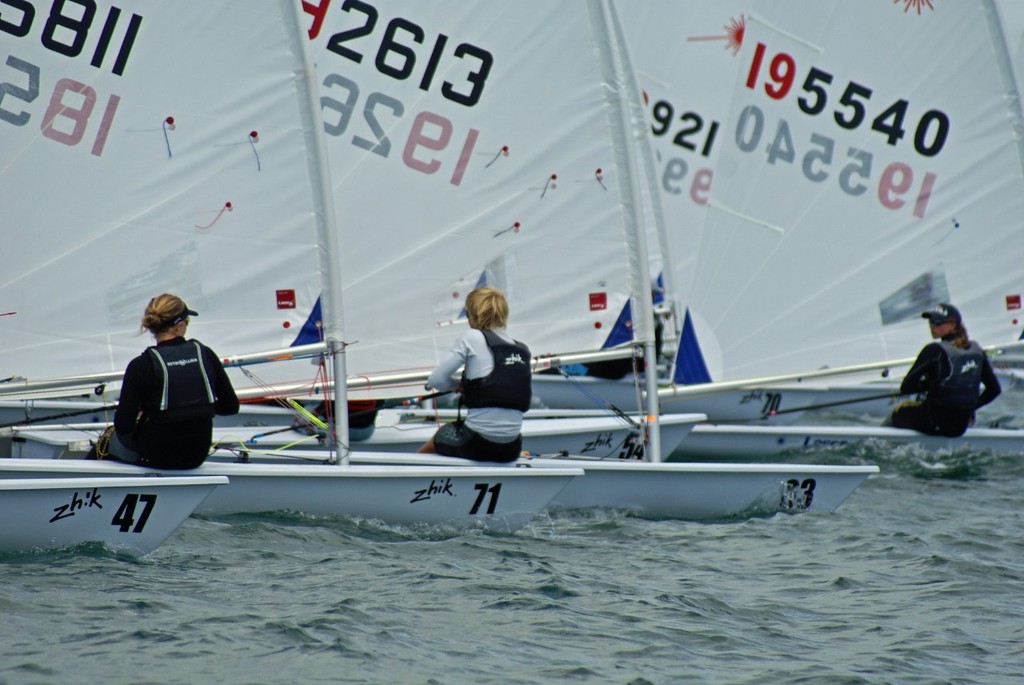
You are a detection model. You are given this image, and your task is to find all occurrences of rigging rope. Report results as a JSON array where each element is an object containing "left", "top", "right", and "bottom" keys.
[{"left": 554, "top": 366, "right": 641, "bottom": 430}]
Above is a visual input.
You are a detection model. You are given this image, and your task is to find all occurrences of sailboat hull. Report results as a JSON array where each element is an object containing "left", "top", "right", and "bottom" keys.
[
  {"left": 670, "top": 424, "right": 1024, "bottom": 460},
  {"left": 0, "top": 476, "right": 225, "bottom": 554},
  {"left": 0, "top": 460, "right": 581, "bottom": 530},
  {"left": 532, "top": 375, "right": 842, "bottom": 424},
  {"left": 535, "top": 460, "right": 876, "bottom": 518},
  {"left": 3, "top": 412, "right": 706, "bottom": 462},
  {"left": 220, "top": 452, "right": 877, "bottom": 519},
  {"left": 225, "top": 412, "right": 702, "bottom": 461},
  {"left": 1, "top": 422, "right": 875, "bottom": 520}
]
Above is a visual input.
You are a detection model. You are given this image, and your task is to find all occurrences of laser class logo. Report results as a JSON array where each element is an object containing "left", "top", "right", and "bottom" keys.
[
  {"left": 896, "top": 0, "right": 935, "bottom": 15},
  {"left": 687, "top": 15, "right": 746, "bottom": 55}
]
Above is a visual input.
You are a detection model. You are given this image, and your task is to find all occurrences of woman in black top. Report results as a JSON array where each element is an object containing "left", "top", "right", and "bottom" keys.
[
  {"left": 105, "top": 294, "right": 239, "bottom": 468},
  {"left": 884, "top": 303, "right": 1000, "bottom": 437}
]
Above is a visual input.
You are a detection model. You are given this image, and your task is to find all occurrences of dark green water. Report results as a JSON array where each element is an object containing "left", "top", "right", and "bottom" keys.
[{"left": 3, "top": 442, "right": 1022, "bottom": 684}]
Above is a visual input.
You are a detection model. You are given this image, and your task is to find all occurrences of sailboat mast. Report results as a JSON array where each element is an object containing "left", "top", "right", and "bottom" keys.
[
  {"left": 282, "top": 0, "right": 350, "bottom": 463},
  {"left": 984, "top": 0, "right": 1024, "bottom": 180},
  {"left": 589, "top": 0, "right": 663, "bottom": 461}
]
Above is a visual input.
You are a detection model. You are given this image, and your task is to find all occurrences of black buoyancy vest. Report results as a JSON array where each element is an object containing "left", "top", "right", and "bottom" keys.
[
  {"left": 462, "top": 329, "right": 532, "bottom": 412},
  {"left": 147, "top": 340, "right": 217, "bottom": 421},
  {"left": 930, "top": 340, "right": 984, "bottom": 409}
]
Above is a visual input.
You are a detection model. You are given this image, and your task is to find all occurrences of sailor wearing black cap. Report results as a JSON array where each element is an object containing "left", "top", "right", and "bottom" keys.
[
  {"left": 883, "top": 303, "right": 1001, "bottom": 437},
  {"left": 95, "top": 294, "right": 239, "bottom": 468}
]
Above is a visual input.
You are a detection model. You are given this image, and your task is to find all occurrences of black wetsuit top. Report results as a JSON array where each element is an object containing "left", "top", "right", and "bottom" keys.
[
  {"left": 895, "top": 338, "right": 1001, "bottom": 436},
  {"left": 115, "top": 337, "right": 239, "bottom": 469}
]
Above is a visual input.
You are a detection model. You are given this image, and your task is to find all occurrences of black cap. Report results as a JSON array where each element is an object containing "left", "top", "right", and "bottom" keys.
[
  {"left": 169, "top": 303, "right": 198, "bottom": 326},
  {"left": 921, "top": 302, "right": 960, "bottom": 326}
]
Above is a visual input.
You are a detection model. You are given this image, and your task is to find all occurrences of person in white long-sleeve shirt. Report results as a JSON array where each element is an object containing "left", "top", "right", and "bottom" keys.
[{"left": 418, "top": 287, "right": 531, "bottom": 462}]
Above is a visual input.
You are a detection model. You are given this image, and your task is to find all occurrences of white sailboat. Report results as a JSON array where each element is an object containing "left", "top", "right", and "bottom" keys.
[
  {"left": 540, "top": 1, "right": 1024, "bottom": 431},
  {"left": 212, "top": 409, "right": 703, "bottom": 461},
  {"left": 0, "top": 0, "right": 876, "bottom": 519},
  {"left": 264, "top": 0, "right": 878, "bottom": 516},
  {"left": 237, "top": 451, "right": 876, "bottom": 519},
  {"left": 637, "top": 0, "right": 1024, "bottom": 456},
  {"left": 0, "top": 476, "right": 226, "bottom": 554},
  {"left": 301, "top": 0, "right": 872, "bottom": 511},
  {"left": 0, "top": 0, "right": 582, "bottom": 527},
  {"left": 3, "top": 410, "right": 705, "bottom": 461}
]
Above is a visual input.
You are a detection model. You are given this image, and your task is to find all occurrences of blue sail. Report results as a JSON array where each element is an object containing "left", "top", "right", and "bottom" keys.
[
  {"left": 652, "top": 272, "right": 664, "bottom": 306},
  {"left": 672, "top": 308, "right": 711, "bottom": 385},
  {"left": 291, "top": 296, "right": 324, "bottom": 346},
  {"left": 603, "top": 300, "right": 634, "bottom": 348}
]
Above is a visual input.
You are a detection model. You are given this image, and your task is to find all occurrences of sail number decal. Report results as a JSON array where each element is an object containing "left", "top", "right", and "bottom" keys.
[
  {"left": 740, "top": 389, "right": 784, "bottom": 418},
  {"left": 745, "top": 42, "right": 949, "bottom": 157},
  {"left": 49, "top": 488, "right": 158, "bottom": 534},
  {"left": 739, "top": 41, "right": 945, "bottom": 219},
  {"left": 649, "top": 97, "right": 716, "bottom": 208},
  {"left": 410, "top": 478, "right": 503, "bottom": 515},
  {"left": 111, "top": 493, "right": 157, "bottom": 533},
  {"left": 651, "top": 99, "right": 720, "bottom": 158},
  {"left": 0, "top": 0, "right": 142, "bottom": 76},
  {"left": 318, "top": 73, "right": 478, "bottom": 187},
  {"left": 580, "top": 431, "right": 645, "bottom": 460},
  {"left": 470, "top": 482, "right": 501, "bottom": 515},
  {"left": 0, "top": 54, "right": 120, "bottom": 156},
  {"left": 308, "top": 0, "right": 492, "bottom": 108},
  {"left": 0, "top": 0, "right": 139, "bottom": 158},
  {"left": 780, "top": 478, "right": 815, "bottom": 511},
  {"left": 302, "top": 0, "right": 492, "bottom": 188},
  {"left": 617, "top": 433, "right": 644, "bottom": 460},
  {"left": 733, "top": 104, "right": 936, "bottom": 219}
]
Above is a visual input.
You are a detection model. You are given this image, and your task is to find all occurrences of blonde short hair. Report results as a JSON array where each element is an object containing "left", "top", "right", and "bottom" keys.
[{"left": 464, "top": 287, "right": 509, "bottom": 330}]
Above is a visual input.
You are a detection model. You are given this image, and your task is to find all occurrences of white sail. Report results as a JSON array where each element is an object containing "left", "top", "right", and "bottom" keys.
[
  {"left": 0, "top": 1, "right": 325, "bottom": 393},
  {"left": 526, "top": 1, "right": 761, "bottom": 415},
  {"left": 615, "top": 0, "right": 751, "bottom": 385},
  {"left": 661, "top": 0, "right": 1024, "bottom": 383},
  {"left": 302, "top": 0, "right": 651, "bottom": 384},
  {"left": 611, "top": 1, "right": 1024, "bottom": 455}
]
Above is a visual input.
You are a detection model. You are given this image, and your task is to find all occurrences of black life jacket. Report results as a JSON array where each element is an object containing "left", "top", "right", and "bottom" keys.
[
  {"left": 147, "top": 340, "right": 217, "bottom": 422},
  {"left": 462, "top": 329, "right": 532, "bottom": 412},
  {"left": 929, "top": 340, "right": 984, "bottom": 409}
]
